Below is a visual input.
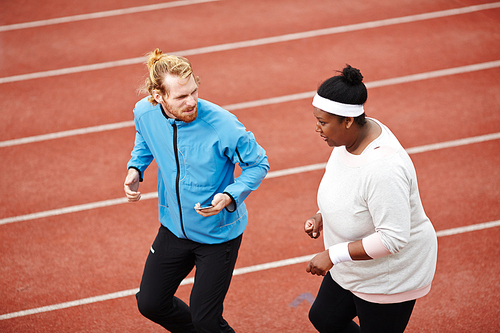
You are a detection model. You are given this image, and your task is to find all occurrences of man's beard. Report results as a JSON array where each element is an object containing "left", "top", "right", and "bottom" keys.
[{"left": 164, "top": 103, "right": 198, "bottom": 123}]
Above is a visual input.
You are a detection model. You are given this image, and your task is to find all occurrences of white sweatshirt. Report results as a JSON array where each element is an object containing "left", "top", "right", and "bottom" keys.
[{"left": 318, "top": 119, "right": 437, "bottom": 303}]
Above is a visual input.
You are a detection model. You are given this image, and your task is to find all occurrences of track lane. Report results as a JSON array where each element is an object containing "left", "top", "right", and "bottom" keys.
[
  {"left": 2, "top": 60, "right": 499, "bottom": 148},
  {"left": 0, "top": 0, "right": 194, "bottom": 25},
  {"left": 2, "top": 66, "right": 499, "bottom": 218},
  {"left": 0, "top": 202, "right": 159, "bottom": 312},
  {"left": 3, "top": 1, "right": 497, "bottom": 77},
  {"left": 1, "top": 139, "right": 499, "bottom": 314},
  {"left": 0, "top": 0, "right": 220, "bottom": 31},
  {"left": 405, "top": 227, "right": 500, "bottom": 332},
  {"left": 2, "top": 132, "right": 499, "bottom": 225},
  {"left": 1, "top": 225, "right": 499, "bottom": 332},
  {"left": 2, "top": 8, "right": 500, "bottom": 140}
]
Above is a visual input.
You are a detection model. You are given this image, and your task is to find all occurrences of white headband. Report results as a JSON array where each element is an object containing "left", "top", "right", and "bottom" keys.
[{"left": 312, "top": 93, "right": 364, "bottom": 117}]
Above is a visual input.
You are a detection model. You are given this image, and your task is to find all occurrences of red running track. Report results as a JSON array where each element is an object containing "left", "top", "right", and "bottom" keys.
[{"left": 1, "top": 0, "right": 500, "bottom": 332}]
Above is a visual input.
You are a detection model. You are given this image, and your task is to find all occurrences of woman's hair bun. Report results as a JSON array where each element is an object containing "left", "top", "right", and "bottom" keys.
[{"left": 341, "top": 64, "right": 363, "bottom": 85}]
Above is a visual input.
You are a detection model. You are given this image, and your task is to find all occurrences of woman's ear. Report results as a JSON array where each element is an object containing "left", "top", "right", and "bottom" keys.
[{"left": 345, "top": 117, "right": 354, "bottom": 129}]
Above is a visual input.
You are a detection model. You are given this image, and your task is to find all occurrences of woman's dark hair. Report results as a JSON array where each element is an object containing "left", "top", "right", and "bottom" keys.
[{"left": 317, "top": 64, "right": 367, "bottom": 126}]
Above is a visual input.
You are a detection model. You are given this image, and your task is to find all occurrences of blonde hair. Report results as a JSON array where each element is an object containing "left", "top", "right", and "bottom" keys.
[{"left": 140, "top": 48, "right": 200, "bottom": 105}]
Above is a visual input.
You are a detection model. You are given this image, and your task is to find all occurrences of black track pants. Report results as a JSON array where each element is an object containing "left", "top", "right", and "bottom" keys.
[
  {"left": 309, "top": 272, "right": 416, "bottom": 333},
  {"left": 136, "top": 225, "right": 242, "bottom": 333}
]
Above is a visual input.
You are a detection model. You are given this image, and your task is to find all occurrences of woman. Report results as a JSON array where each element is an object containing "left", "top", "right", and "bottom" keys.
[{"left": 304, "top": 65, "right": 437, "bottom": 333}]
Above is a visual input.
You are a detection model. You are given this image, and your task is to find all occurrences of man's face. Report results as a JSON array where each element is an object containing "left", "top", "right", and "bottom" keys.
[{"left": 154, "top": 73, "right": 199, "bottom": 123}]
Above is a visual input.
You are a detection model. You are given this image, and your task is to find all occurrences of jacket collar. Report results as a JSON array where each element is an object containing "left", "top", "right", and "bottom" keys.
[{"left": 159, "top": 104, "right": 188, "bottom": 126}]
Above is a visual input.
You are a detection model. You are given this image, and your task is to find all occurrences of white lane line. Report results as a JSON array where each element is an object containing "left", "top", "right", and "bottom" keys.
[
  {"left": 1, "top": 131, "right": 499, "bottom": 226},
  {"left": 264, "top": 163, "right": 328, "bottom": 179},
  {"left": 222, "top": 60, "right": 500, "bottom": 111},
  {"left": 1, "top": 219, "right": 498, "bottom": 320},
  {"left": 0, "top": 121, "right": 135, "bottom": 148},
  {"left": 1, "top": 2, "right": 499, "bottom": 84},
  {"left": 405, "top": 132, "right": 500, "bottom": 154},
  {"left": 435, "top": 220, "right": 500, "bottom": 237},
  {"left": 263, "top": 132, "right": 500, "bottom": 177},
  {"left": 0, "top": 0, "right": 220, "bottom": 32},
  {"left": 2, "top": 59, "right": 500, "bottom": 148},
  {"left": 0, "top": 192, "right": 158, "bottom": 225}
]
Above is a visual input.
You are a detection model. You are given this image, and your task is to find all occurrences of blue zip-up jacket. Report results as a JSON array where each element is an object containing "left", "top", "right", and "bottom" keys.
[{"left": 127, "top": 97, "right": 269, "bottom": 244}]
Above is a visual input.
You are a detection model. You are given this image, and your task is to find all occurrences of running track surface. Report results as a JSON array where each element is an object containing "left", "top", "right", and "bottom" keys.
[{"left": 1, "top": 0, "right": 499, "bottom": 332}]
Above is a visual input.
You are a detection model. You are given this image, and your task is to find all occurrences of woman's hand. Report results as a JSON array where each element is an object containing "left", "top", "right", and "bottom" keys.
[
  {"left": 304, "top": 213, "right": 323, "bottom": 239},
  {"left": 306, "top": 250, "right": 333, "bottom": 276}
]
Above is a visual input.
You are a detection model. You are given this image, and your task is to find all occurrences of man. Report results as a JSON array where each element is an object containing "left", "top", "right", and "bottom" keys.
[{"left": 124, "top": 48, "right": 269, "bottom": 332}]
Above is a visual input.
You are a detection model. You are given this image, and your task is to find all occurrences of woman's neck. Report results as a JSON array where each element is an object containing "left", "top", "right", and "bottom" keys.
[{"left": 346, "top": 119, "right": 381, "bottom": 155}]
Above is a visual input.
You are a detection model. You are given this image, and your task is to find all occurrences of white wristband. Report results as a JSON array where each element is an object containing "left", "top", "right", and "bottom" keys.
[{"left": 328, "top": 242, "right": 352, "bottom": 265}]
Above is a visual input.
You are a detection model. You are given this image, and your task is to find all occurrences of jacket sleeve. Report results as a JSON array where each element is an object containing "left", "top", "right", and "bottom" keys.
[
  {"left": 126, "top": 117, "right": 154, "bottom": 181},
  {"left": 223, "top": 128, "right": 269, "bottom": 208}
]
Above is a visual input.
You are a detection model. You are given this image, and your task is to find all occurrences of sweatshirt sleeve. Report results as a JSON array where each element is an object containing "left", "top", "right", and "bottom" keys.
[{"left": 365, "top": 158, "right": 412, "bottom": 254}]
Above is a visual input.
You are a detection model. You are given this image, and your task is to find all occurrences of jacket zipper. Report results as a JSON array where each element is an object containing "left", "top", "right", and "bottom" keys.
[{"left": 172, "top": 123, "right": 187, "bottom": 238}]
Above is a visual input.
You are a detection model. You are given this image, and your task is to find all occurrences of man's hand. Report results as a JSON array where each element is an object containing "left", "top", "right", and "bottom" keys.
[
  {"left": 304, "top": 213, "right": 323, "bottom": 239},
  {"left": 124, "top": 168, "right": 141, "bottom": 202},
  {"left": 306, "top": 250, "right": 333, "bottom": 276},
  {"left": 195, "top": 193, "right": 232, "bottom": 217}
]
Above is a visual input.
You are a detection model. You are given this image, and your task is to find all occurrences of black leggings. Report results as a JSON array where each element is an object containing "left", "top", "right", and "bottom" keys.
[
  {"left": 136, "top": 226, "right": 242, "bottom": 333},
  {"left": 309, "top": 272, "right": 416, "bottom": 333}
]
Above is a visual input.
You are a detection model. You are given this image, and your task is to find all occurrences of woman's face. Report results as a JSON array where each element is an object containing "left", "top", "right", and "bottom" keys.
[{"left": 313, "top": 107, "right": 347, "bottom": 147}]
